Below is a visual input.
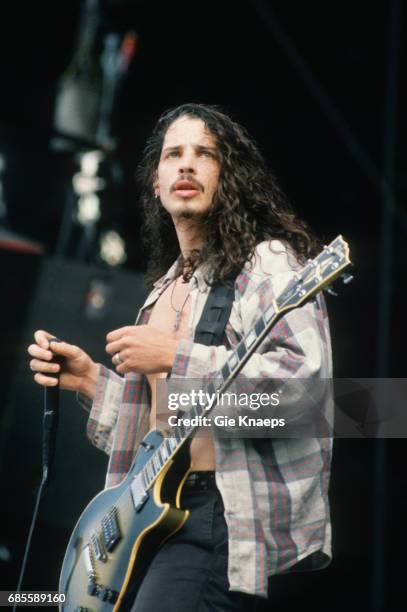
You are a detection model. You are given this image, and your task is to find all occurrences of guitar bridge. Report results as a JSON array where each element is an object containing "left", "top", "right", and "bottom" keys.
[
  {"left": 90, "top": 531, "right": 107, "bottom": 562},
  {"left": 101, "top": 507, "right": 121, "bottom": 552}
]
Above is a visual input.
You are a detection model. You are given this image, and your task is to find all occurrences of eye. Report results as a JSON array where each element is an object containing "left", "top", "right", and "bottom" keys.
[
  {"left": 167, "top": 151, "right": 179, "bottom": 158},
  {"left": 200, "top": 150, "right": 215, "bottom": 158}
]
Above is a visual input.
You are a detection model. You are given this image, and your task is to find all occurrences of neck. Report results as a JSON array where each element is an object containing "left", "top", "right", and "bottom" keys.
[{"left": 173, "top": 217, "right": 204, "bottom": 259}]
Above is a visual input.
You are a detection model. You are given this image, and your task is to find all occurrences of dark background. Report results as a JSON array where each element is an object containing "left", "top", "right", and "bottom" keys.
[{"left": 0, "top": 1, "right": 405, "bottom": 610}]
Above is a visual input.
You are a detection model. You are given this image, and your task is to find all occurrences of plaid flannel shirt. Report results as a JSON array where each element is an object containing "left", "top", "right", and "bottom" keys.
[{"left": 79, "top": 239, "right": 333, "bottom": 598}]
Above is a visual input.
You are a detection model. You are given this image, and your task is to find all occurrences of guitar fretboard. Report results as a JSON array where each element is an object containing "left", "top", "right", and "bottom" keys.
[{"left": 139, "top": 235, "right": 350, "bottom": 490}]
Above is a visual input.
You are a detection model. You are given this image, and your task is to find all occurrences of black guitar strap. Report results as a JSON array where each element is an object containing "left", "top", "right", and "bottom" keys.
[{"left": 193, "top": 281, "right": 235, "bottom": 347}]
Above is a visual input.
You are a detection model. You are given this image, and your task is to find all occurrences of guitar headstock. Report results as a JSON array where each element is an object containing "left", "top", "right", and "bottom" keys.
[{"left": 277, "top": 235, "right": 352, "bottom": 312}]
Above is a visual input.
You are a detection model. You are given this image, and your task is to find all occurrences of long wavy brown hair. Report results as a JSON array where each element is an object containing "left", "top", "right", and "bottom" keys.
[{"left": 136, "top": 103, "right": 320, "bottom": 286}]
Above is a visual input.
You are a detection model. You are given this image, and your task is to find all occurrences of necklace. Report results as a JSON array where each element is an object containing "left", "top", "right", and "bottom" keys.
[{"left": 170, "top": 278, "right": 190, "bottom": 331}]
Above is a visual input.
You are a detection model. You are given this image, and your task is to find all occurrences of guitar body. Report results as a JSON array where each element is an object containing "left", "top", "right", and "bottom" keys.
[{"left": 59, "top": 430, "right": 191, "bottom": 611}]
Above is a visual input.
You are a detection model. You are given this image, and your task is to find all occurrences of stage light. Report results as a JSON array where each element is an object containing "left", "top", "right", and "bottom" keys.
[
  {"left": 77, "top": 193, "right": 101, "bottom": 225},
  {"left": 100, "top": 229, "right": 127, "bottom": 266}
]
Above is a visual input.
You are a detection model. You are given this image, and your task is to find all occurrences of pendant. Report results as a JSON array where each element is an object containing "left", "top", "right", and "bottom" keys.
[{"left": 173, "top": 309, "right": 182, "bottom": 331}]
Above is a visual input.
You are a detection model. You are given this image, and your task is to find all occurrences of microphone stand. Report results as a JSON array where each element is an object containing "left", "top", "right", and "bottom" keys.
[{"left": 13, "top": 339, "right": 63, "bottom": 609}]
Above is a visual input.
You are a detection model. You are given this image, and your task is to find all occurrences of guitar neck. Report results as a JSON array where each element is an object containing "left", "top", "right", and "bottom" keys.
[{"left": 139, "top": 235, "right": 351, "bottom": 490}]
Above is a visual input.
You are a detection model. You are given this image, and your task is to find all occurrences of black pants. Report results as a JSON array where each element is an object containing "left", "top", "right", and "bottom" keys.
[{"left": 130, "top": 474, "right": 259, "bottom": 611}]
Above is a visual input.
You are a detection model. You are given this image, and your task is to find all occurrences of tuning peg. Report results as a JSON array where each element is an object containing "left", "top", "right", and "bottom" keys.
[
  {"left": 324, "top": 286, "right": 338, "bottom": 297},
  {"left": 341, "top": 273, "right": 353, "bottom": 284}
]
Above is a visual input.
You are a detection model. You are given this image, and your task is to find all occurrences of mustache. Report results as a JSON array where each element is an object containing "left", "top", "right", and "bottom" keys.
[{"left": 170, "top": 174, "right": 204, "bottom": 193}]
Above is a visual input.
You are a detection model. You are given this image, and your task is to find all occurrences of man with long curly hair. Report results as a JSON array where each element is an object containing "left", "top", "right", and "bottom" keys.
[{"left": 28, "top": 104, "right": 333, "bottom": 611}]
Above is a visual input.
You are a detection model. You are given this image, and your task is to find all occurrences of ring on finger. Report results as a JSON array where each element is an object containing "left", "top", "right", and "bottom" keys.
[{"left": 114, "top": 353, "right": 123, "bottom": 365}]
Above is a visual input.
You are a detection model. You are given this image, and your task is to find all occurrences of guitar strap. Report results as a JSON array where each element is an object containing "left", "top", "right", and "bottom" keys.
[{"left": 193, "top": 281, "right": 235, "bottom": 347}]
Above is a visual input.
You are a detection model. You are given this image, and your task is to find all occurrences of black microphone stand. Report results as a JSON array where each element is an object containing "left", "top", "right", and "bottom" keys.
[{"left": 13, "top": 339, "right": 63, "bottom": 610}]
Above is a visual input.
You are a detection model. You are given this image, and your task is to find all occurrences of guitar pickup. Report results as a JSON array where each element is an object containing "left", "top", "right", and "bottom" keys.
[
  {"left": 131, "top": 475, "right": 149, "bottom": 512},
  {"left": 91, "top": 531, "right": 107, "bottom": 562},
  {"left": 101, "top": 507, "right": 121, "bottom": 552}
]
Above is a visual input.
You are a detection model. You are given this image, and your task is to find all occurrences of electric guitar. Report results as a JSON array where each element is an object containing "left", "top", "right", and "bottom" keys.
[{"left": 59, "top": 235, "right": 351, "bottom": 611}]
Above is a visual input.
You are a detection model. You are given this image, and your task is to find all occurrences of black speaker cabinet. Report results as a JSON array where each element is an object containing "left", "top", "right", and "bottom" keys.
[{"left": 0, "top": 251, "right": 147, "bottom": 589}]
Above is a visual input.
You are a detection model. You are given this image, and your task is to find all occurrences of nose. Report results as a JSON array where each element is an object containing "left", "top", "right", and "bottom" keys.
[{"left": 178, "top": 150, "right": 196, "bottom": 174}]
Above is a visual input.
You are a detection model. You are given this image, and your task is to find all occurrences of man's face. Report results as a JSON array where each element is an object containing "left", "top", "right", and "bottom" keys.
[{"left": 155, "top": 115, "right": 221, "bottom": 220}]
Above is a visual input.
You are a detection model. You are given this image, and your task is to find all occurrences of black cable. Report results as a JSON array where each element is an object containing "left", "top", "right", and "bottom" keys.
[{"left": 13, "top": 469, "right": 48, "bottom": 611}]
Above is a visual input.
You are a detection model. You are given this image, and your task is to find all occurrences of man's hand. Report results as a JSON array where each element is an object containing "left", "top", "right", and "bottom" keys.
[
  {"left": 27, "top": 330, "right": 100, "bottom": 399},
  {"left": 106, "top": 325, "right": 178, "bottom": 374}
]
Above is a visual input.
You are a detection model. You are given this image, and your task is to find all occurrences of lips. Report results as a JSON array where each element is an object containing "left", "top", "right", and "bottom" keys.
[
  {"left": 173, "top": 179, "right": 202, "bottom": 198},
  {"left": 173, "top": 179, "right": 201, "bottom": 191}
]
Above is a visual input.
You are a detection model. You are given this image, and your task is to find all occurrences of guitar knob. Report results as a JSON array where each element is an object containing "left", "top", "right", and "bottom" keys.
[
  {"left": 86, "top": 580, "right": 97, "bottom": 596},
  {"left": 99, "top": 587, "right": 117, "bottom": 603},
  {"left": 99, "top": 587, "right": 109, "bottom": 601}
]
